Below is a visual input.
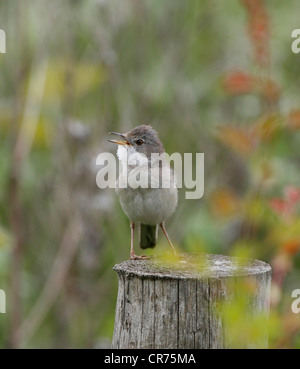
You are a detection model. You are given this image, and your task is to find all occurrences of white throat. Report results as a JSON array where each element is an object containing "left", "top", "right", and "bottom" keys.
[{"left": 117, "top": 145, "right": 148, "bottom": 169}]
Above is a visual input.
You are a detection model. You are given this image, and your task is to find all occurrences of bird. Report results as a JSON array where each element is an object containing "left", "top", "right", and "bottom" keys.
[{"left": 108, "top": 125, "right": 178, "bottom": 260}]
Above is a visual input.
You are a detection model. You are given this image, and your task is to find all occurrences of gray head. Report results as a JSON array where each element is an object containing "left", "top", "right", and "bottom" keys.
[{"left": 108, "top": 125, "right": 165, "bottom": 158}]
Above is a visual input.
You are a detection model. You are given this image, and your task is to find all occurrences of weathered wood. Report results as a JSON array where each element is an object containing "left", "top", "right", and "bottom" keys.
[{"left": 112, "top": 253, "right": 272, "bottom": 349}]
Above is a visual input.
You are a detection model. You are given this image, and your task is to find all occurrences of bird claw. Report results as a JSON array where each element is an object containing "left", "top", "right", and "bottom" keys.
[{"left": 130, "top": 253, "right": 149, "bottom": 260}]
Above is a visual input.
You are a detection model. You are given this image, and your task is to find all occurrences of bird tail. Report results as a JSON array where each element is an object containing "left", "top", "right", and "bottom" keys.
[{"left": 140, "top": 224, "right": 158, "bottom": 249}]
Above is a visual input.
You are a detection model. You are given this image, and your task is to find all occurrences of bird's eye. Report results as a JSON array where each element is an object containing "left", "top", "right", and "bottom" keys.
[{"left": 135, "top": 139, "right": 144, "bottom": 146}]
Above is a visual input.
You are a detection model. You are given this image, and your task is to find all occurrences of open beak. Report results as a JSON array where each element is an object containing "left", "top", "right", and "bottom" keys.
[{"left": 108, "top": 132, "right": 131, "bottom": 146}]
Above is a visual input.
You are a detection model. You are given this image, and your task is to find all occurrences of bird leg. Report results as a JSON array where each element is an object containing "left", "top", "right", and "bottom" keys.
[
  {"left": 160, "top": 222, "right": 177, "bottom": 255},
  {"left": 130, "top": 221, "right": 149, "bottom": 260}
]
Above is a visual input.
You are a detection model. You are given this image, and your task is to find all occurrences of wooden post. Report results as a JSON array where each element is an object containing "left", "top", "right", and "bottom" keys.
[{"left": 112, "top": 253, "right": 272, "bottom": 349}]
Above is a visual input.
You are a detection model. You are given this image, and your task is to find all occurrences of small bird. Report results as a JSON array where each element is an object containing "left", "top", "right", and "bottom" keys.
[{"left": 109, "top": 125, "right": 178, "bottom": 260}]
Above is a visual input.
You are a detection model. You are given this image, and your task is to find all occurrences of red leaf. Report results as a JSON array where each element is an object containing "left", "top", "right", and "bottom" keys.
[
  {"left": 287, "top": 111, "right": 300, "bottom": 130},
  {"left": 241, "top": 0, "right": 270, "bottom": 67},
  {"left": 223, "top": 71, "right": 254, "bottom": 94},
  {"left": 269, "top": 199, "right": 289, "bottom": 216},
  {"left": 285, "top": 186, "right": 300, "bottom": 204},
  {"left": 283, "top": 239, "right": 300, "bottom": 256},
  {"left": 223, "top": 72, "right": 280, "bottom": 102}
]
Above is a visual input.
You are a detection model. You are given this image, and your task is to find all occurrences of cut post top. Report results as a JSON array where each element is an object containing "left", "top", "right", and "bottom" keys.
[{"left": 113, "top": 253, "right": 272, "bottom": 280}]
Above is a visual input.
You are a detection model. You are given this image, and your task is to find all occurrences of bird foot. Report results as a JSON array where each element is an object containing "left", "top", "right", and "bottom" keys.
[{"left": 130, "top": 253, "right": 149, "bottom": 260}]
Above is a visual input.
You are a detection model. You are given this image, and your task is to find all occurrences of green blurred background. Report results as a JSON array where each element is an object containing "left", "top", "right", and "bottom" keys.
[{"left": 0, "top": 0, "right": 300, "bottom": 348}]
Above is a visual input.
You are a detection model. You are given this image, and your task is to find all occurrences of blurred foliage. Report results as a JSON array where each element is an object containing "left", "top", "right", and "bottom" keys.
[{"left": 0, "top": 0, "right": 300, "bottom": 348}]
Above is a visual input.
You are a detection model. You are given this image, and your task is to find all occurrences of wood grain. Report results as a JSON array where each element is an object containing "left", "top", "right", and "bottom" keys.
[{"left": 112, "top": 253, "right": 272, "bottom": 349}]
